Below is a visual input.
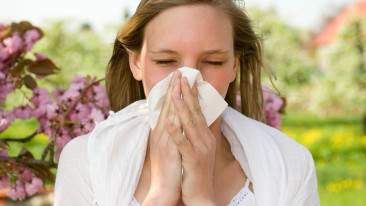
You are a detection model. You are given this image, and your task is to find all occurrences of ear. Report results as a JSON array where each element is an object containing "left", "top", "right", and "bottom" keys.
[
  {"left": 129, "top": 52, "right": 143, "bottom": 81},
  {"left": 230, "top": 53, "right": 240, "bottom": 82}
]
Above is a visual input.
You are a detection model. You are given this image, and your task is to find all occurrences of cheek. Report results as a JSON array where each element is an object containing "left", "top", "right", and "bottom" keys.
[
  {"left": 141, "top": 61, "right": 173, "bottom": 97},
  {"left": 201, "top": 69, "right": 233, "bottom": 98}
]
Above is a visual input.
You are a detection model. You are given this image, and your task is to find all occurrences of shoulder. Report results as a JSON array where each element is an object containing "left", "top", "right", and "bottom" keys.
[
  {"left": 59, "top": 133, "right": 90, "bottom": 162},
  {"left": 253, "top": 116, "right": 314, "bottom": 169},
  {"left": 57, "top": 133, "right": 91, "bottom": 179},
  {"left": 54, "top": 134, "right": 95, "bottom": 205},
  {"left": 223, "top": 107, "right": 315, "bottom": 175}
]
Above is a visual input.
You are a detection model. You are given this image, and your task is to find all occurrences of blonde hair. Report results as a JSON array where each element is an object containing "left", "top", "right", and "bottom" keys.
[{"left": 105, "top": 0, "right": 264, "bottom": 121}]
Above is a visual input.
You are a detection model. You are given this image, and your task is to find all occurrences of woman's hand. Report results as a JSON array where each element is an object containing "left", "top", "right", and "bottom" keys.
[
  {"left": 143, "top": 71, "right": 183, "bottom": 206},
  {"left": 165, "top": 74, "right": 218, "bottom": 206}
]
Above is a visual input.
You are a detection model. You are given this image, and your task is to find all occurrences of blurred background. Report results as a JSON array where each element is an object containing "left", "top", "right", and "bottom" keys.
[{"left": 1, "top": 0, "right": 365, "bottom": 205}]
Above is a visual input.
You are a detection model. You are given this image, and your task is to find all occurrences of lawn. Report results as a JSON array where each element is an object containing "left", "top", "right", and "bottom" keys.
[{"left": 281, "top": 113, "right": 366, "bottom": 205}]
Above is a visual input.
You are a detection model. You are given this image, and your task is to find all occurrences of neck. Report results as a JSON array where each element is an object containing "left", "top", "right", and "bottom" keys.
[{"left": 209, "top": 116, "right": 235, "bottom": 173}]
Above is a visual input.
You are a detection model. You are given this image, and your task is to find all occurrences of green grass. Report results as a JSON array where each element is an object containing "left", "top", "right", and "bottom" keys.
[
  {"left": 318, "top": 186, "right": 366, "bottom": 206},
  {"left": 282, "top": 112, "right": 366, "bottom": 205}
]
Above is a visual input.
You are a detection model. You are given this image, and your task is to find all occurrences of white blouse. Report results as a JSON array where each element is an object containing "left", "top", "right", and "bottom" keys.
[
  {"left": 54, "top": 100, "right": 320, "bottom": 206},
  {"left": 129, "top": 178, "right": 255, "bottom": 206}
]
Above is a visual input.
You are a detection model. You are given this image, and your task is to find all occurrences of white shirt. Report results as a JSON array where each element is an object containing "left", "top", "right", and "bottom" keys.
[
  {"left": 129, "top": 178, "right": 255, "bottom": 206},
  {"left": 54, "top": 100, "right": 320, "bottom": 206}
]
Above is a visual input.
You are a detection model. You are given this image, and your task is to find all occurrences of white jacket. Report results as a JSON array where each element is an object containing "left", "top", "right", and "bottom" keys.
[{"left": 54, "top": 100, "right": 320, "bottom": 206}]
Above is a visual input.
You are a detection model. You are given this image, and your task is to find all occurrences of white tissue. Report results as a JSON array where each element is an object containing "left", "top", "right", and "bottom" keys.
[{"left": 147, "top": 67, "right": 228, "bottom": 129}]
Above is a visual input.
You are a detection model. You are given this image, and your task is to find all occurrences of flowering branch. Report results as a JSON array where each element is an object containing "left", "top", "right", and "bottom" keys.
[
  {"left": 0, "top": 21, "right": 110, "bottom": 201},
  {"left": 62, "top": 78, "right": 105, "bottom": 120}
]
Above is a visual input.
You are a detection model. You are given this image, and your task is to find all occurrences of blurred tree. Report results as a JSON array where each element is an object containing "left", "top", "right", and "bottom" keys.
[
  {"left": 248, "top": 9, "right": 317, "bottom": 91},
  {"left": 312, "top": 16, "right": 366, "bottom": 118},
  {"left": 31, "top": 20, "right": 112, "bottom": 90}
]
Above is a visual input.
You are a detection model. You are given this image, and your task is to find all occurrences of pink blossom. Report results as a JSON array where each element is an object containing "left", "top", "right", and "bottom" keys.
[
  {"left": 55, "top": 128, "right": 72, "bottom": 148},
  {"left": 0, "top": 71, "right": 5, "bottom": 80},
  {"left": 68, "top": 82, "right": 85, "bottom": 93},
  {"left": 0, "top": 175, "right": 10, "bottom": 189},
  {"left": 0, "top": 109, "right": 14, "bottom": 132},
  {"left": 25, "top": 176, "right": 43, "bottom": 196},
  {"left": 23, "top": 29, "right": 40, "bottom": 52},
  {"left": 0, "top": 149, "right": 9, "bottom": 157},
  {"left": 69, "top": 103, "right": 90, "bottom": 121},
  {"left": 0, "top": 44, "right": 10, "bottom": 62},
  {"left": 46, "top": 102, "right": 60, "bottom": 119},
  {"left": 54, "top": 129, "right": 72, "bottom": 160},
  {"left": 7, "top": 180, "right": 26, "bottom": 201},
  {"left": 93, "top": 85, "right": 110, "bottom": 108},
  {"left": 53, "top": 87, "right": 65, "bottom": 104},
  {"left": 34, "top": 52, "right": 48, "bottom": 60},
  {"left": 55, "top": 147, "right": 62, "bottom": 161},
  {"left": 30, "top": 87, "right": 52, "bottom": 106},
  {"left": 3, "top": 32, "right": 23, "bottom": 55},
  {"left": 83, "top": 108, "right": 105, "bottom": 133},
  {"left": 72, "top": 122, "right": 87, "bottom": 137},
  {"left": 71, "top": 75, "right": 86, "bottom": 85},
  {"left": 12, "top": 104, "right": 33, "bottom": 120},
  {"left": 0, "top": 81, "right": 14, "bottom": 103},
  {"left": 17, "top": 165, "right": 33, "bottom": 180},
  {"left": 264, "top": 110, "right": 282, "bottom": 129},
  {"left": 62, "top": 89, "right": 80, "bottom": 105},
  {"left": 40, "top": 120, "right": 53, "bottom": 138},
  {"left": 38, "top": 117, "right": 48, "bottom": 129},
  {"left": 33, "top": 104, "right": 48, "bottom": 119},
  {"left": 89, "top": 108, "right": 104, "bottom": 122},
  {"left": 263, "top": 93, "right": 283, "bottom": 112},
  {"left": 261, "top": 85, "right": 283, "bottom": 129}
]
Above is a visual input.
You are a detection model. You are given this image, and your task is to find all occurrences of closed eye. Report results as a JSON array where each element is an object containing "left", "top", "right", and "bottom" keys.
[
  {"left": 205, "top": 61, "right": 224, "bottom": 65},
  {"left": 155, "top": 60, "right": 176, "bottom": 65}
]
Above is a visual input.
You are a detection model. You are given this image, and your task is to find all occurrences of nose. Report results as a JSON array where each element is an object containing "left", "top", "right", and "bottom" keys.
[{"left": 181, "top": 59, "right": 199, "bottom": 71}]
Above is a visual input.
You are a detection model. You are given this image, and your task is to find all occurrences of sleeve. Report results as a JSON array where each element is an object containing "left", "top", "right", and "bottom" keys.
[
  {"left": 289, "top": 147, "right": 320, "bottom": 206},
  {"left": 53, "top": 134, "right": 96, "bottom": 206}
]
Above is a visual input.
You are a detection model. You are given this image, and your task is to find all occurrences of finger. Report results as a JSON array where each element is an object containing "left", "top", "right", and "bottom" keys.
[
  {"left": 181, "top": 79, "right": 215, "bottom": 149},
  {"left": 181, "top": 77, "right": 207, "bottom": 129},
  {"left": 155, "top": 71, "right": 180, "bottom": 132},
  {"left": 191, "top": 81, "right": 200, "bottom": 106},
  {"left": 168, "top": 72, "right": 182, "bottom": 133},
  {"left": 165, "top": 118, "right": 193, "bottom": 156},
  {"left": 171, "top": 76, "right": 204, "bottom": 149}
]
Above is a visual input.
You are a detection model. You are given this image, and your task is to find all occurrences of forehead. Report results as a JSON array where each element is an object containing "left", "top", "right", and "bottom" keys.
[{"left": 144, "top": 4, "right": 233, "bottom": 51}]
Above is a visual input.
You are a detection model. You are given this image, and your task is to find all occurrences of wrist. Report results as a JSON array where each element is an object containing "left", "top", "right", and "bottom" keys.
[
  {"left": 142, "top": 188, "right": 178, "bottom": 206},
  {"left": 142, "top": 194, "right": 170, "bottom": 206}
]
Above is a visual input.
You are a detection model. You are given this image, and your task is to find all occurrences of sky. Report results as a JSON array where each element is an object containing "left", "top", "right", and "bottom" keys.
[{"left": 0, "top": 0, "right": 359, "bottom": 33}]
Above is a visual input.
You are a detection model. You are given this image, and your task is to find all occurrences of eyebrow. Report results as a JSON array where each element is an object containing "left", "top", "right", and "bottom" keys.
[{"left": 149, "top": 49, "right": 229, "bottom": 55}]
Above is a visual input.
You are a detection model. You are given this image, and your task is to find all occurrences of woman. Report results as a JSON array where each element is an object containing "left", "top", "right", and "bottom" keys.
[{"left": 54, "top": 0, "right": 320, "bottom": 205}]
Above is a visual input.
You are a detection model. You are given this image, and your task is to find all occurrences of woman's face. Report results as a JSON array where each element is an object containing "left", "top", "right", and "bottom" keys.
[{"left": 129, "top": 4, "right": 239, "bottom": 98}]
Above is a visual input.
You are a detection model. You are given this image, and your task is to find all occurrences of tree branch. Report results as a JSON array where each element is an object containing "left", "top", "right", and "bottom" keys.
[
  {"left": 0, "top": 156, "right": 57, "bottom": 168},
  {"left": 62, "top": 78, "right": 105, "bottom": 119}
]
